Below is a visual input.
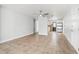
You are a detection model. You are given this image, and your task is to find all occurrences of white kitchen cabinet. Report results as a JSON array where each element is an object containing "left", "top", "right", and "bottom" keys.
[{"left": 56, "top": 22, "right": 63, "bottom": 33}]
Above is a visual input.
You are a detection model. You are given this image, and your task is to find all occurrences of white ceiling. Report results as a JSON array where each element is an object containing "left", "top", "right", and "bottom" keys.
[{"left": 1, "top": 4, "right": 79, "bottom": 17}]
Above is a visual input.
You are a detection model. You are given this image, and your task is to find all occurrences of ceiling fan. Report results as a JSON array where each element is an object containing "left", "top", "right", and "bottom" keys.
[{"left": 32, "top": 10, "right": 52, "bottom": 19}]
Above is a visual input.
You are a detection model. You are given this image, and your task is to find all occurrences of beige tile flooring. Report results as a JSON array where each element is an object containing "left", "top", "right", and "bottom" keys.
[{"left": 0, "top": 32, "right": 77, "bottom": 54}]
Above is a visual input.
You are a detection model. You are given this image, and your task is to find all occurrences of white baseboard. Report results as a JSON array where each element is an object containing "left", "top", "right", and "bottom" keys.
[{"left": 0, "top": 32, "right": 34, "bottom": 43}]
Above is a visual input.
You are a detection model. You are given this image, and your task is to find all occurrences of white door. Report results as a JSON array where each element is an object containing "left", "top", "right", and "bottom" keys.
[{"left": 38, "top": 16, "right": 48, "bottom": 35}]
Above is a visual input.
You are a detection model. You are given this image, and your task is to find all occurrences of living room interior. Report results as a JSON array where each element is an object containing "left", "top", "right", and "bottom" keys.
[{"left": 0, "top": 4, "right": 79, "bottom": 54}]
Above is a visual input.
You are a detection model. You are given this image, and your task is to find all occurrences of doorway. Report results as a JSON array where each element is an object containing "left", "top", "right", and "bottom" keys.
[
  {"left": 48, "top": 21, "right": 63, "bottom": 33},
  {"left": 53, "top": 22, "right": 56, "bottom": 31}
]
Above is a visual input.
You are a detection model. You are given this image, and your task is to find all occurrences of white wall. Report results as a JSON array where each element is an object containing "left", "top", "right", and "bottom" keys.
[
  {"left": 35, "top": 19, "right": 38, "bottom": 33},
  {"left": 0, "top": 6, "right": 1, "bottom": 40},
  {"left": 0, "top": 7, "right": 34, "bottom": 43},
  {"left": 38, "top": 16, "right": 48, "bottom": 35},
  {"left": 63, "top": 8, "right": 79, "bottom": 53}
]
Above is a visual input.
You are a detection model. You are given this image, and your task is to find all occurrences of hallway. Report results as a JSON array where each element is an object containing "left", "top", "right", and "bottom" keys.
[{"left": 0, "top": 32, "right": 77, "bottom": 54}]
